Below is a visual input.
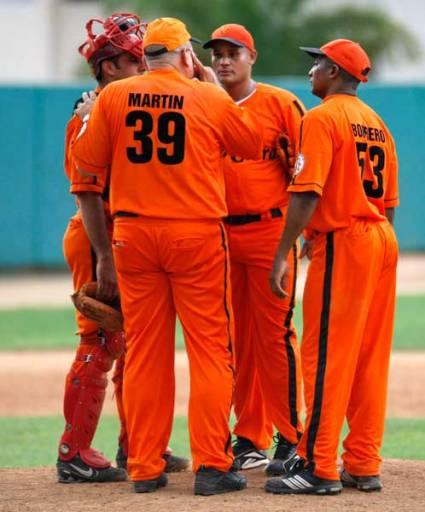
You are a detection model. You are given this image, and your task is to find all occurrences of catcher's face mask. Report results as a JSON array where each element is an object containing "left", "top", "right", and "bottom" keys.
[{"left": 78, "top": 12, "right": 147, "bottom": 76}]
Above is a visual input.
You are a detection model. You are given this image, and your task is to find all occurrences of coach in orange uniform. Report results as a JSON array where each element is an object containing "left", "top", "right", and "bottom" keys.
[
  {"left": 266, "top": 39, "right": 399, "bottom": 495},
  {"left": 71, "top": 17, "right": 263, "bottom": 495},
  {"left": 204, "top": 24, "right": 304, "bottom": 473}
]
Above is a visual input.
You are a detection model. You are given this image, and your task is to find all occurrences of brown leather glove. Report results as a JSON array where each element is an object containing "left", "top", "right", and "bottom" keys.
[
  {"left": 276, "top": 130, "right": 296, "bottom": 179},
  {"left": 71, "top": 282, "right": 123, "bottom": 332}
]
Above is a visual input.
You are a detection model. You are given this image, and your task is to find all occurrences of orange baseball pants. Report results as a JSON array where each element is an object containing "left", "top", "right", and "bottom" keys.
[
  {"left": 297, "top": 218, "right": 398, "bottom": 480},
  {"left": 112, "top": 217, "right": 235, "bottom": 481},
  {"left": 226, "top": 214, "right": 303, "bottom": 450},
  {"left": 63, "top": 212, "right": 102, "bottom": 336}
]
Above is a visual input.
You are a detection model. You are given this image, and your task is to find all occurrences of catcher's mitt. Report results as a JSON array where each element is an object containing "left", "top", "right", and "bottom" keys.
[
  {"left": 276, "top": 130, "right": 296, "bottom": 179},
  {"left": 71, "top": 282, "right": 123, "bottom": 331}
]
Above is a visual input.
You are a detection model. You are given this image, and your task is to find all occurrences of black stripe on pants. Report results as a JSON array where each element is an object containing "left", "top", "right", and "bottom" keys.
[
  {"left": 283, "top": 243, "right": 299, "bottom": 429},
  {"left": 219, "top": 223, "right": 233, "bottom": 354},
  {"left": 219, "top": 223, "right": 234, "bottom": 459},
  {"left": 306, "top": 232, "right": 334, "bottom": 464}
]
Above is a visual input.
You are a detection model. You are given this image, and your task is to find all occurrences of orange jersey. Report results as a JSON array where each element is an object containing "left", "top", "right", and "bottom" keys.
[
  {"left": 64, "top": 114, "right": 83, "bottom": 182},
  {"left": 71, "top": 68, "right": 263, "bottom": 219},
  {"left": 64, "top": 88, "right": 111, "bottom": 214},
  {"left": 288, "top": 94, "right": 399, "bottom": 232},
  {"left": 224, "top": 83, "right": 305, "bottom": 214}
]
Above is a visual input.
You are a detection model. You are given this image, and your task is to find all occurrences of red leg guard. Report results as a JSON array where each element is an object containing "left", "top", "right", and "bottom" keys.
[
  {"left": 105, "top": 330, "right": 126, "bottom": 359},
  {"left": 59, "top": 333, "right": 114, "bottom": 465},
  {"left": 112, "top": 352, "right": 128, "bottom": 454}
]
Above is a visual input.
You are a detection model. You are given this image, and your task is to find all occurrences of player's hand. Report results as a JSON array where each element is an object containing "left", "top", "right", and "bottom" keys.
[
  {"left": 74, "top": 90, "right": 96, "bottom": 121},
  {"left": 270, "top": 256, "right": 290, "bottom": 299},
  {"left": 95, "top": 255, "right": 118, "bottom": 302},
  {"left": 299, "top": 240, "right": 314, "bottom": 260},
  {"left": 192, "top": 52, "right": 220, "bottom": 85},
  {"left": 276, "top": 131, "right": 296, "bottom": 179}
]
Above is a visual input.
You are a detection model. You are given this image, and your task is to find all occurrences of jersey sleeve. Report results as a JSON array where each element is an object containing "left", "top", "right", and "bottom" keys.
[
  {"left": 71, "top": 91, "right": 111, "bottom": 195},
  {"left": 208, "top": 85, "right": 263, "bottom": 160},
  {"left": 64, "top": 115, "right": 83, "bottom": 181},
  {"left": 288, "top": 110, "right": 333, "bottom": 196},
  {"left": 384, "top": 133, "right": 399, "bottom": 208},
  {"left": 282, "top": 95, "right": 306, "bottom": 151}
]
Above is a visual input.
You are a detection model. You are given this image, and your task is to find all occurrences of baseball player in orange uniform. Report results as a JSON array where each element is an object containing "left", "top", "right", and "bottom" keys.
[
  {"left": 71, "top": 17, "right": 264, "bottom": 495},
  {"left": 266, "top": 39, "right": 399, "bottom": 495},
  {"left": 204, "top": 24, "right": 305, "bottom": 473},
  {"left": 58, "top": 13, "right": 187, "bottom": 484}
]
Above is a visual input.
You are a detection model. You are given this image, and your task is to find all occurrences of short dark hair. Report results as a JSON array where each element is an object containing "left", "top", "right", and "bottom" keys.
[
  {"left": 91, "top": 53, "right": 123, "bottom": 82},
  {"left": 322, "top": 56, "right": 360, "bottom": 87},
  {"left": 338, "top": 66, "right": 360, "bottom": 86}
]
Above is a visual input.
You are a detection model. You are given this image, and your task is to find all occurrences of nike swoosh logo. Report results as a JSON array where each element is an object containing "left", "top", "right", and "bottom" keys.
[
  {"left": 69, "top": 464, "right": 95, "bottom": 478},
  {"left": 241, "top": 457, "right": 269, "bottom": 469}
]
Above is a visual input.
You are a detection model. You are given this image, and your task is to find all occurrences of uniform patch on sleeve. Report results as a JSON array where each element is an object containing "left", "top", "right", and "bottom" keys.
[{"left": 294, "top": 153, "right": 305, "bottom": 176}]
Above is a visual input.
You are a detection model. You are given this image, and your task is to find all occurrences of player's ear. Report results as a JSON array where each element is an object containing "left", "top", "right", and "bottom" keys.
[
  {"left": 249, "top": 49, "right": 258, "bottom": 66},
  {"left": 101, "top": 59, "right": 116, "bottom": 79},
  {"left": 181, "top": 47, "right": 193, "bottom": 69},
  {"left": 327, "top": 61, "right": 340, "bottom": 80}
]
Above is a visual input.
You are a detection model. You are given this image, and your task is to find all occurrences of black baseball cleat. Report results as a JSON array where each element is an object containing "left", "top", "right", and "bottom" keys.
[
  {"left": 57, "top": 453, "right": 127, "bottom": 483},
  {"left": 232, "top": 436, "right": 269, "bottom": 470},
  {"left": 115, "top": 445, "right": 189, "bottom": 473},
  {"left": 265, "top": 433, "right": 298, "bottom": 476},
  {"left": 134, "top": 473, "right": 168, "bottom": 493},
  {"left": 163, "top": 453, "right": 190, "bottom": 472},
  {"left": 194, "top": 466, "right": 247, "bottom": 495},
  {"left": 116, "top": 444, "right": 127, "bottom": 469},
  {"left": 265, "top": 458, "right": 342, "bottom": 495},
  {"left": 340, "top": 468, "right": 382, "bottom": 492}
]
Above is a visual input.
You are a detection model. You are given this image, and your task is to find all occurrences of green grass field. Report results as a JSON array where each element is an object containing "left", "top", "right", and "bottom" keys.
[
  {"left": 1, "top": 415, "right": 424, "bottom": 467},
  {"left": 1, "top": 296, "right": 423, "bottom": 469},
  {"left": 0, "top": 294, "right": 424, "bottom": 351}
]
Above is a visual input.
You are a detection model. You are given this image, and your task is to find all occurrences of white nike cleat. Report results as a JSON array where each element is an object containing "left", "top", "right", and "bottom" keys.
[{"left": 232, "top": 437, "right": 269, "bottom": 470}]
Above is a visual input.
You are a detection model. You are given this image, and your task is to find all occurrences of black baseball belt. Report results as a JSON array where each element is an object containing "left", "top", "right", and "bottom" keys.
[
  {"left": 114, "top": 211, "right": 139, "bottom": 218},
  {"left": 114, "top": 208, "right": 283, "bottom": 225},
  {"left": 223, "top": 208, "right": 282, "bottom": 226}
]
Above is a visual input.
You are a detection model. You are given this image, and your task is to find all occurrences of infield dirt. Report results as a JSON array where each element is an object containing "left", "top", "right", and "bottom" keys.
[{"left": 2, "top": 461, "right": 425, "bottom": 512}]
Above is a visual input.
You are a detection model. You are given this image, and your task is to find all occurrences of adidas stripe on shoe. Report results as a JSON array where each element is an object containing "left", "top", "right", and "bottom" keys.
[{"left": 265, "top": 459, "right": 342, "bottom": 495}]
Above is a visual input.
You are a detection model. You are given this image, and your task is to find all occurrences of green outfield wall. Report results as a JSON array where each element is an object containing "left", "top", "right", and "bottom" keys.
[{"left": 0, "top": 81, "right": 424, "bottom": 267}]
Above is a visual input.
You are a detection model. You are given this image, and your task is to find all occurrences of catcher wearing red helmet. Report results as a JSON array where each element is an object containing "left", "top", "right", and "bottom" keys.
[{"left": 58, "top": 12, "right": 188, "bottom": 484}]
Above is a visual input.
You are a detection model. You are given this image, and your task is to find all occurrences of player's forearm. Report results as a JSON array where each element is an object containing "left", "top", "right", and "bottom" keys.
[
  {"left": 78, "top": 192, "right": 112, "bottom": 261},
  {"left": 223, "top": 107, "right": 263, "bottom": 160},
  {"left": 385, "top": 207, "right": 395, "bottom": 225},
  {"left": 275, "top": 192, "right": 319, "bottom": 260}
]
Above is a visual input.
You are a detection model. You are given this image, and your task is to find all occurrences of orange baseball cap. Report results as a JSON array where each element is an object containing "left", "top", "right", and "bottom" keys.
[
  {"left": 300, "top": 39, "right": 372, "bottom": 83},
  {"left": 203, "top": 23, "right": 255, "bottom": 51},
  {"left": 143, "top": 17, "right": 200, "bottom": 56}
]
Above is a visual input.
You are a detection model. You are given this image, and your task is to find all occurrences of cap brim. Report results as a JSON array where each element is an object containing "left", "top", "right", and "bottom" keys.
[
  {"left": 299, "top": 46, "right": 324, "bottom": 58},
  {"left": 190, "top": 37, "right": 202, "bottom": 45},
  {"left": 203, "top": 37, "right": 245, "bottom": 49}
]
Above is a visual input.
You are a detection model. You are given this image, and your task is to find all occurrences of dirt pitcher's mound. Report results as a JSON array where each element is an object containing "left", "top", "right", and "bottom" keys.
[{"left": 1, "top": 460, "right": 424, "bottom": 512}]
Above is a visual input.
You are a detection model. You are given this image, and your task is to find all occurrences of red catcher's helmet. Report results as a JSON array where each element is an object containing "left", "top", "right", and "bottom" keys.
[{"left": 78, "top": 12, "right": 147, "bottom": 76}]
